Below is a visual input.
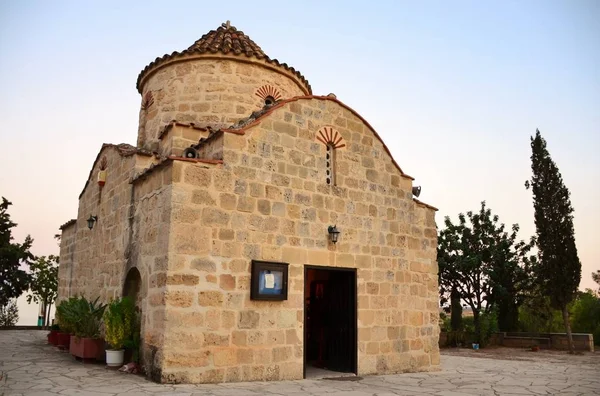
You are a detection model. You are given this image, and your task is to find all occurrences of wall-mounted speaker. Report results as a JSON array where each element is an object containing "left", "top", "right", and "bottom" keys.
[{"left": 183, "top": 147, "right": 198, "bottom": 159}]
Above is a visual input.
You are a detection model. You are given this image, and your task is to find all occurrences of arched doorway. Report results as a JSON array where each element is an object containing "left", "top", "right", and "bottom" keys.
[
  {"left": 123, "top": 267, "right": 142, "bottom": 307},
  {"left": 122, "top": 267, "right": 143, "bottom": 364}
]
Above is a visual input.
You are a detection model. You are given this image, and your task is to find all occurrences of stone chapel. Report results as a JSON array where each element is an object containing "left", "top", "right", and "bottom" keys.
[{"left": 57, "top": 22, "right": 440, "bottom": 384}]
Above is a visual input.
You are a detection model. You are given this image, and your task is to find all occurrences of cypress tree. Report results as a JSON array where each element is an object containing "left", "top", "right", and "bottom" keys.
[{"left": 525, "top": 129, "right": 581, "bottom": 353}]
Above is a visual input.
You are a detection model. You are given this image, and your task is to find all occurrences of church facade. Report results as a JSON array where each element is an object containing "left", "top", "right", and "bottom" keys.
[{"left": 57, "top": 22, "right": 440, "bottom": 384}]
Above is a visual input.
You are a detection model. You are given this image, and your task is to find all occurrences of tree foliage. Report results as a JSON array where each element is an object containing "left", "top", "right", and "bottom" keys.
[
  {"left": 27, "top": 255, "right": 59, "bottom": 327},
  {"left": 438, "top": 201, "right": 535, "bottom": 342},
  {"left": 525, "top": 129, "right": 581, "bottom": 352},
  {"left": 0, "top": 299, "right": 19, "bottom": 327},
  {"left": 592, "top": 270, "right": 600, "bottom": 295},
  {"left": 0, "top": 197, "right": 33, "bottom": 307},
  {"left": 570, "top": 290, "right": 600, "bottom": 346}
]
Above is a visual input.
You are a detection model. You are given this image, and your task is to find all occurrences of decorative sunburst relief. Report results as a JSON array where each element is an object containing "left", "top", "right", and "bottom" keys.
[
  {"left": 255, "top": 85, "right": 282, "bottom": 105},
  {"left": 141, "top": 91, "right": 154, "bottom": 110},
  {"left": 316, "top": 126, "right": 346, "bottom": 149}
]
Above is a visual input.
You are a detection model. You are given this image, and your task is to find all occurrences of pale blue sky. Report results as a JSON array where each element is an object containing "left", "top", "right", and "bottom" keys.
[{"left": 0, "top": 1, "right": 598, "bottom": 295}]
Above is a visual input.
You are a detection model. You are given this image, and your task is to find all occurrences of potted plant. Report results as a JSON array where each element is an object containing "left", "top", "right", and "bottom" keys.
[
  {"left": 103, "top": 297, "right": 134, "bottom": 367},
  {"left": 55, "top": 298, "right": 78, "bottom": 351},
  {"left": 68, "top": 297, "right": 107, "bottom": 360},
  {"left": 47, "top": 324, "right": 60, "bottom": 345},
  {"left": 531, "top": 343, "right": 539, "bottom": 352}
]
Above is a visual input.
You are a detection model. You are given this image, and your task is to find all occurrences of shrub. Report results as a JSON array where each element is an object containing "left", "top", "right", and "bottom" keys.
[
  {"left": 478, "top": 310, "right": 499, "bottom": 347},
  {"left": 103, "top": 297, "right": 135, "bottom": 350},
  {"left": 570, "top": 290, "right": 600, "bottom": 346},
  {"left": 0, "top": 300, "right": 18, "bottom": 327},
  {"left": 69, "top": 297, "right": 106, "bottom": 338},
  {"left": 55, "top": 297, "right": 78, "bottom": 334}
]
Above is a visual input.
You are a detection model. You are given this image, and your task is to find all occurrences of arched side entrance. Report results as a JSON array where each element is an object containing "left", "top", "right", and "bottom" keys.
[{"left": 123, "top": 267, "right": 142, "bottom": 307}]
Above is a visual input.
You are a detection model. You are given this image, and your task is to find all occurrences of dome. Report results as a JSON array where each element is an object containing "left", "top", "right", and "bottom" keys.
[
  {"left": 136, "top": 22, "right": 311, "bottom": 94},
  {"left": 135, "top": 22, "right": 312, "bottom": 148}
]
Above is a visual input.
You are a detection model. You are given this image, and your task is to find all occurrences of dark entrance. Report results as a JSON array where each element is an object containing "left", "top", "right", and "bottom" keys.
[{"left": 304, "top": 266, "right": 357, "bottom": 377}]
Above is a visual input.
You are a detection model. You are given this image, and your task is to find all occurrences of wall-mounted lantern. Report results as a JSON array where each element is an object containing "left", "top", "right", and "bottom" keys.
[
  {"left": 87, "top": 215, "right": 98, "bottom": 230},
  {"left": 328, "top": 225, "right": 340, "bottom": 244}
]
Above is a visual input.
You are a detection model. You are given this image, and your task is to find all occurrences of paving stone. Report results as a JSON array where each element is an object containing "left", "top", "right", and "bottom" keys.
[{"left": 1, "top": 331, "right": 599, "bottom": 396}]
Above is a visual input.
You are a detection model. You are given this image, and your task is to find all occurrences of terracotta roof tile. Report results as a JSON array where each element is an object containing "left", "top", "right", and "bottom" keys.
[
  {"left": 59, "top": 219, "right": 76, "bottom": 231},
  {"left": 187, "top": 22, "right": 267, "bottom": 58},
  {"left": 137, "top": 22, "right": 311, "bottom": 94}
]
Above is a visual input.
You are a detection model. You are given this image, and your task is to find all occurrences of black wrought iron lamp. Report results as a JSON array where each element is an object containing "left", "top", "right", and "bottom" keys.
[
  {"left": 328, "top": 225, "right": 340, "bottom": 244},
  {"left": 87, "top": 215, "right": 98, "bottom": 230}
]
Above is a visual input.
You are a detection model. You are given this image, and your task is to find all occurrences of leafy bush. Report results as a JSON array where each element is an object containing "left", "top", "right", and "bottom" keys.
[
  {"left": 518, "top": 296, "right": 564, "bottom": 333},
  {"left": 478, "top": 310, "right": 499, "bottom": 347},
  {"left": 124, "top": 311, "right": 141, "bottom": 363},
  {"left": 570, "top": 290, "right": 600, "bottom": 346},
  {"left": 441, "top": 312, "right": 498, "bottom": 347},
  {"left": 103, "top": 297, "right": 135, "bottom": 350},
  {"left": 0, "top": 300, "right": 18, "bottom": 327},
  {"left": 55, "top": 297, "right": 78, "bottom": 333},
  {"left": 70, "top": 297, "right": 106, "bottom": 338}
]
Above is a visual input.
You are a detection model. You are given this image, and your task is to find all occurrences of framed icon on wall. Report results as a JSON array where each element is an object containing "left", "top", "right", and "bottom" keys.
[{"left": 250, "top": 260, "right": 289, "bottom": 301}]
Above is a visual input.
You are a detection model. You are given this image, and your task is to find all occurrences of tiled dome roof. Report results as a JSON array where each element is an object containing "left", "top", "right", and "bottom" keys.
[
  {"left": 136, "top": 22, "right": 311, "bottom": 94},
  {"left": 187, "top": 22, "right": 267, "bottom": 58}
]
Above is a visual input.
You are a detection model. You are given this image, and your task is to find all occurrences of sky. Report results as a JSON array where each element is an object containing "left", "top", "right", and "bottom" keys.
[{"left": 0, "top": 0, "right": 598, "bottom": 322}]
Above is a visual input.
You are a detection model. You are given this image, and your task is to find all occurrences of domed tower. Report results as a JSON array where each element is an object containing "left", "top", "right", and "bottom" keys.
[{"left": 136, "top": 21, "right": 312, "bottom": 149}]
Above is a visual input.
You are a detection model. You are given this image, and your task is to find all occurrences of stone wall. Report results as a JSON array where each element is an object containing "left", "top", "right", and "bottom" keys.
[
  {"left": 490, "top": 332, "right": 595, "bottom": 352},
  {"left": 57, "top": 145, "right": 172, "bottom": 377},
  {"left": 130, "top": 164, "right": 175, "bottom": 379},
  {"left": 195, "top": 132, "right": 224, "bottom": 161},
  {"left": 62, "top": 148, "right": 136, "bottom": 302},
  {"left": 158, "top": 96, "right": 440, "bottom": 383},
  {"left": 57, "top": 223, "right": 77, "bottom": 303},
  {"left": 138, "top": 56, "right": 309, "bottom": 148},
  {"left": 159, "top": 123, "right": 210, "bottom": 158}
]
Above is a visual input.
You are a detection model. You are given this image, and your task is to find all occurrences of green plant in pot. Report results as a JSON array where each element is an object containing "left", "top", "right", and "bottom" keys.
[
  {"left": 67, "top": 297, "right": 107, "bottom": 360},
  {"left": 123, "top": 311, "right": 141, "bottom": 364},
  {"left": 55, "top": 297, "right": 78, "bottom": 350},
  {"left": 47, "top": 323, "right": 60, "bottom": 346},
  {"left": 103, "top": 297, "right": 134, "bottom": 367}
]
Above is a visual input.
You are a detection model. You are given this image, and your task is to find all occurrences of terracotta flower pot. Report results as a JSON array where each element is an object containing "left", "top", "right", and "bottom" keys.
[
  {"left": 47, "top": 330, "right": 59, "bottom": 345},
  {"left": 95, "top": 339, "right": 106, "bottom": 362},
  {"left": 70, "top": 336, "right": 103, "bottom": 360},
  {"left": 56, "top": 332, "right": 71, "bottom": 350}
]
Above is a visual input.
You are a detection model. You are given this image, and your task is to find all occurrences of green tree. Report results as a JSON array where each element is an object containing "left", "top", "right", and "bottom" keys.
[
  {"left": 0, "top": 299, "right": 19, "bottom": 327},
  {"left": 592, "top": 270, "right": 600, "bottom": 295},
  {"left": 438, "top": 201, "right": 534, "bottom": 342},
  {"left": 570, "top": 290, "right": 600, "bottom": 346},
  {"left": 0, "top": 197, "right": 33, "bottom": 308},
  {"left": 27, "top": 255, "right": 59, "bottom": 327},
  {"left": 525, "top": 129, "right": 581, "bottom": 353}
]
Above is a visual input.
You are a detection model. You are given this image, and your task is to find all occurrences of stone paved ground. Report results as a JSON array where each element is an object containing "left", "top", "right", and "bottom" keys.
[{"left": 1, "top": 331, "right": 598, "bottom": 396}]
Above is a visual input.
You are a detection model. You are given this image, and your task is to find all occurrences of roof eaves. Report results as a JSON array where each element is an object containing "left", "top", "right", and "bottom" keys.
[
  {"left": 78, "top": 144, "right": 157, "bottom": 199},
  {"left": 413, "top": 198, "right": 438, "bottom": 211},
  {"left": 59, "top": 219, "right": 77, "bottom": 231}
]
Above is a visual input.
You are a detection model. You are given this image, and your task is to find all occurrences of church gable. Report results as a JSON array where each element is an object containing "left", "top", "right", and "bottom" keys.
[{"left": 221, "top": 96, "right": 429, "bottom": 211}]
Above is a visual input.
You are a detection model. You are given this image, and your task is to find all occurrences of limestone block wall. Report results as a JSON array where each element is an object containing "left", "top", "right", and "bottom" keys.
[
  {"left": 138, "top": 56, "right": 309, "bottom": 148},
  {"left": 159, "top": 124, "right": 210, "bottom": 158},
  {"left": 130, "top": 165, "right": 175, "bottom": 379},
  {"left": 57, "top": 224, "right": 77, "bottom": 304},
  {"left": 59, "top": 148, "right": 136, "bottom": 302},
  {"left": 196, "top": 133, "right": 224, "bottom": 161},
  {"left": 57, "top": 145, "right": 175, "bottom": 378},
  {"left": 158, "top": 97, "right": 439, "bottom": 384}
]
